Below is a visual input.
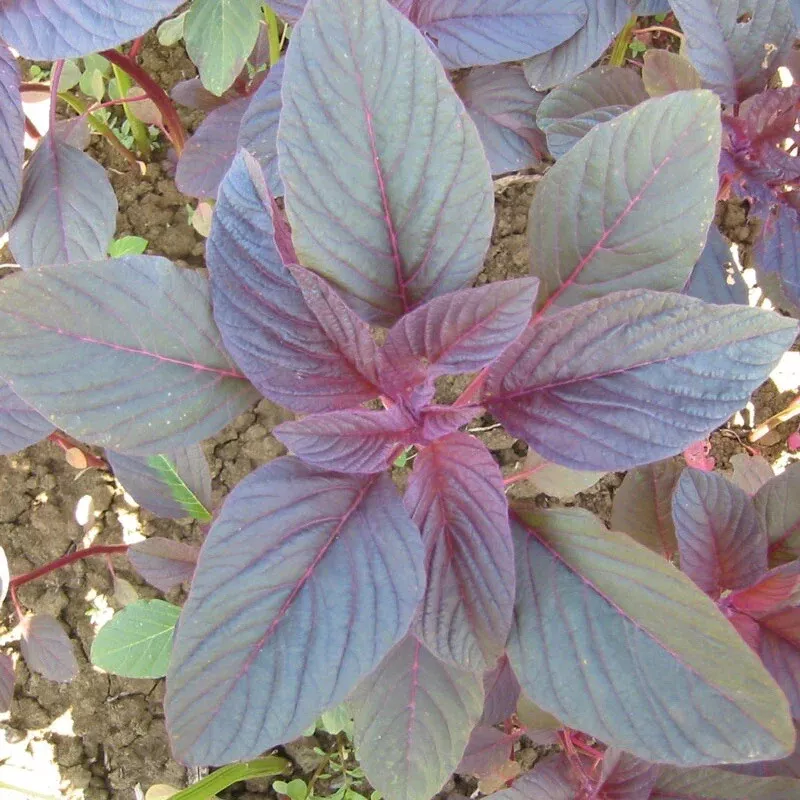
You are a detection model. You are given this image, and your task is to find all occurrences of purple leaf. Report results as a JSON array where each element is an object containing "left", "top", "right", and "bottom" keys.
[
  {"left": 277, "top": 0, "right": 494, "bottom": 325},
  {"left": 729, "top": 562, "right": 800, "bottom": 617},
  {"left": 669, "top": 0, "right": 795, "bottom": 104},
  {"left": 651, "top": 765, "right": 800, "bottom": 798},
  {"left": 208, "top": 151, "right": 383, "bottom": 412},
  {"left": 754, "top": 205, "right": 800, "bottom": 317},
  {"left": 756, "top": 607, "right": 800, "bottom": 717},
  {"left": 455, "top": 65, "right": 547, "bottom": 175},
  {"left": 486, "top": 290, "right": 796, "bottom": 472},
  {"left": 610, "top": 458, "right": 681, "bottom": 558},
  {"left": 508, "top": 505, "right": 795, "bottom": 764},
  {"left": 165, "top": 458, "right": 424, "bottom": 765},
  {"left": 480, "top": 654, "right": 520, "bottom": 726},
  {"left": 755, "top": 462, "right": 800, "bottom": 565},
  {"left": 730, "top": 453, "right": 775, "bottom": 496},
  {"left": 489, "top": 754, "right": 577, "bottom": 800},
  {"left": 274, "top": 406, "right": 416, "bottom": 474},
  {"left": 128, "top": 538, "right": 198, "bottom": 593},
  {"left": 684, "top": 226, "right": 748, "bottom": 306},
  {"left": 171, "top": 78, "right": 240, "bottom": 112},
  {"left": 270, "top": 0, "right": 307, "bottom": 21},
  {"left": 237, "top": 60, "right": 284, "bottom": 196},
  {"left": 18, "top": 614, "right": 78, "bottom": 683},
  {"left": 0, "top": 257, "right": 259, "bottom": 453},
  {"left": 0, "top": 652, "right": 14, "bottom": 712},
  {"left": 598, "top": 749, "right": 662, "bottom": 800},
  {"left": 379, "top": 279, "right": 538, "bottom": 396},
  {"left": 456, "top": 725, "right": 516, "bottom": 780},
  {"left": 523, "top": 0, "right": 631, "bottom": 90},
  {"left": 529, "top": 92, "right": 721, "bottom": 311},
  {"left": 352, "top": 634, "right": 483, "bottom": 800},
  {"left": 406, "top": 433, "right": 515, "bottom": 670},
  {"left": 633, "top": 0, "right": 671, "bottom": 13},
  {"left": 536, "top": 66, "right": 648, "bottom": 159},
  {"left": 410, "top": 0, "right": 587, "bottom": 69},
  {"left": 0, "top": 380, "right": 55, "bottom": 455},
  {"left": 9, "top": 133, "right": 117, "bottom": 268},
  {"left": 517, "top": 447, "right": 606, "bottom": 499},
  {"left": 0, "top": 44, "right": 23, "bottom": 236},
  {"left": 107, "top": 446, "right": 212, "bottom": 520},
  {"left": 175, "top": 96, "right": 251, "bottom": 200},
  {"left": 672, "top": 469, "right": 767, "bottom": 597},
  {"left": 0, "top": 0, "right": 184, "bottom": 59},
  {"left": 419, "top": 404, "right": 481, "bottom": 441},
  {"left": 642, "top": 50, "right": 703, "bottom": 97}
]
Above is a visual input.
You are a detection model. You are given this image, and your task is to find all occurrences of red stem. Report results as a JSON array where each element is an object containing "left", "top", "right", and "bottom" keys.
[
  {"left": 10, "top": 544, "right": 129, "bottom": 590},
  {"left": 503, "top": 462, "right": 546, "bottom": 486},
  {"left": 24, "top": 116, "right": 43, "bottom": 142},
  {"left": 48, "top": 431, "right": 107, "bottom": 469},
  {"left": 49, "top": 60, "right": 64, "bottom": 132},
  {"left": 128, "top": 37, "right": 144, "bottom": 60},
  {"left": 454, "top": 371, "right": 488, "bottom": 407},
  {"left": 100, "top": 49, "right": 187, "bottom": 153}
]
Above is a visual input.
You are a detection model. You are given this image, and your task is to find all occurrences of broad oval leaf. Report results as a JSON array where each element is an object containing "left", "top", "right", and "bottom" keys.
[
  {"left": 9, "top": 134, "right": 117, "bottom": 268},
  {"left": 523, "top": 0, "right": 631, "bottom": 90},
  {"left": 536, "top": 66, "right": 648, "bottom": 159},
  {"left": 278, "top": 0, "right": 494, "bottom": 325},
  {"left": 0, "top": 45, "right": 23, "bottom": 235},
  {"left": 672, "top": 469, "right": 766, "bottom": 597},
  {"left": 651, "top": 765, "right": 800, "bottom": 798},
  {"left": 0, "top": 652, "right": 14, "bottom": 712},
  {"left": 165, "top": 457, "right": 424, "bottom": 766},
  {"left": 353, "top": 634, "right": 484, "bottom": 800},
  {"left": 643, "top": 50, "right": 703, "bottom": 98},
  {"left": 128, "top": 538, "right": 198, "bottom": 593},
  {"left": 633, "top": 0, "right": 671, "bottom": 13},
  {"left": 107, "top": 446, "right": 212, "bottom": 520},
  {"left": 684, "top": 226, "right": 748, "bottom": 306},
  {"left": 754, "top": 206, "right": 800, "bottom": 318},
  {"left": 184, "top": 0, "right": 262, "bottom": 97},
  {"left": 455, "top": 66, "right": 547, "bottom": 176},
  {"left": 508, "top": 506, "right": 795, "bottom": 765},
  {"left": 175, "top": 97, "right": 251, "bottom": 200},
  {"left": 755, "top": 462, "right": 800, "bottom": 565},
  {"left": 91, "top": 599, "right": 180, "bottom": 679},
  {"left": 237, "top": 60, "right": 284, "bottom": 196},
  {"left": 730, "top": 452, "right": 775, "bottom": 496},
  {"left": 0, "top": 380, "right": 54, "bottom": 455},
  {"left": 484, "top": 290, "right": 797, "bottom": 472},
  {"left": 0, "top": 257, "right": 259, "bottom": 453},
  {"left": 406, "top": 433, "right": 515, "bottom": 670},
  {"left": 411, "top": 0, "right": 587, "bottom": 69},
  {"left": 669, "top": 0, "right": 795, "bottom": 104},
  {"left": 529, "top": 91, "right": 721, "bottom": 311},
  {"left": 208, "top": 151, "right": 383, "bottom": 412},
  {"left": 18, "top": 614, "right": 78, "bottom": 683},
  {"left": 0, "top": 0, "right": 184, "bottom": 59}
]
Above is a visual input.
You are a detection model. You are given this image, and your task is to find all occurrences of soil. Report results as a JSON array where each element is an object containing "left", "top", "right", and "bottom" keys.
[{"left": 1, "top": 35, "right": 799, "bottom": 800}]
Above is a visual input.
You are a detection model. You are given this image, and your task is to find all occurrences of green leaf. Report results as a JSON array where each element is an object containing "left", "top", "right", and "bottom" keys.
[
  {"left": 79, "top": 68, "right": 105, "bottom": 102},
  {"left": 83, "top": 54, "right": 111, "bottom": 76},
  {"left": 184, "top": 0, "right": 263, "bottom": 96},
  {"left": 91, "top": 599, "right": 180, "bottom": 678},
  {"left": 274, "top": 779, "right": 309, "bottom": 800},
  {"left": 108, "top": 236, "right": 148, "bottom": 258},
  {"left": 57, "top": 60, "right": 81, "bottom": 92},
  {"left": 146, "top": 454, "right": 212, "bottom": 522},
  {"left": 158, "top": 12, "right": 187, "bottom": 47}
]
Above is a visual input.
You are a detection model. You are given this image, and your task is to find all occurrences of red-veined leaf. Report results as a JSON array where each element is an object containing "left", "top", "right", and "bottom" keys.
[
  {"left": 0, "top": 380, "right": 54, "bottom": 455},
  {"left": 598, "top": 749, "right": 662, "bottom": 800},
  {"left": 128, "top": 538, "right": 199, "bottom": 593},
  {"left": 0, "top": 44, "right": 23, "bottom": 235},
  {"left": 755, "top": 462, "right": 800, "bottom": 565},
  {"left": 18, "top": 614, "right": 78, "bottom": 683},
  {"left": 480, "top": 654, "right": 520, "bottom": 726},
  {"left": 456, "top": 725, "right": 517, "bottom": 780},
  {"left": 651, "top": 765, "right": 800, "bottom": 798}
]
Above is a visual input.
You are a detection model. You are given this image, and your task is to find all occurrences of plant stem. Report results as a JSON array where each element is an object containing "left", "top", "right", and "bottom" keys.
[
  {"left": 264, "top": 5, "right": 283, "bottom": 67},
  {"left": 111, "top": 61, "right": 152, "bottom": 158},
  {"left": 10, "top": 544, "right": 130, "bottom": 591},
  {"left": 453, "top": 371, "right": 488, "bottom": 407},
  {"left": 608, "top": 15, "right": 638, "bottom": 68},
  {"left": 636, "top": 25, "right": 684, "bottom": 40},
  {"left": 503, "top": 463, "right": 546, "bottom": 486},
  {"left": 49, "top": 60, "right": 64, "bottom": 131},
  {"left": 171, "top": 756, "right": 288, "bottom": 800},
  {"left": 100, "top": 49, "right": 187, "bottom": 154}
]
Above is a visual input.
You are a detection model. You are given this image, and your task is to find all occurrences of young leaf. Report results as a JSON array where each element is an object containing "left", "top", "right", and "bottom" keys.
[
  {"left": 419, "top": 405, "right": 481, "bottom": 441},
  {"left": 684, "top": 226, "right": 748, "bottom": 306},
  {"left": 669, "top": 0, "right": 795, "bottom": 104},
  {"left": 508, "top": 505, "right": 795, "bottom": 765},
  {"left": 0, "top": 257, "right": 259, "bottom": 453},
  {"left": 108, "top": 446, "right": 212, "bottom": 520},
  {"left": 208, "top": 152, "right": 383, "bottom": 412},
  {"left": 516, "top": 447, "right": 606, "bottom": 499},
  {"left": 754, "top": 206, "right": 800, "bottom": 318},
  {"left": 108, "top": 236, "right": 148, "bottom": 258},
  {"left": 523, "top": 0, "right": 631, "bottom": 90},
  {"left": 651, "top": 765, "right": 800, "bottom": 798},
  {"left": 489, "top": 754, "right": 577, "bottom": 800},
  {"left": 0, "top": 0, "right": 184, "bottom": 59},
  {"left": 0, "top": 652, "right": 14, "bottom": 712},
  {"left": 127, "top": 538, "right": 199, "bottom": 593},
  {"left": 9, "top": 134, "right": 117, "bottom": 269},
  {"left": 274, "top": 406, "right": 417, "bottom": 474},
  {"left": 18, "top": 614, "right": 78, "bottom": 683},
  {"left": 0, "top": 45, "right": 23, "bottom": 236},
  {"left": 672, "top": 469, "right": 767, "bottom": 597},
  {"left": 278, "top": 0, "right": 494, "bottom": 325},
  {"left": 484, "top": 290, "right": 797, "bottom": 471},
  {"left": 91, "top": 599, "right": 180, "bottom": 679},
  {"left": 536, "top": 66, "right": 648, "bottom": 159},
  {"left": 166, "top": 458, "right": 424, "bottom": 766},
  {"left": 408, "top": 0, "right": 587, "bottom": 69},
  {"left": 184, "top": 0, "right": 263, "bottom": 97},
  {"left": 379, "top": 279, "right": 538, "bottom": 395},
  {"left": 237, "top": 60, "right": 284, "bottom": 196},
  {"left": 643, "top": 50, "right": 703, "bottom": 98},
  {"left": 755, "top": 463, "right": 800, "bottom": 565},
  {"left": 481, "top": 655, "right": 520, "bottom": 726},
  {"left": 175, "top": 97, "right": 252, "bottom": 200},
  {"left": 730, "top": 453, "right": 775, "bottom": 496},
  {"left": 610, "top": 458, "right": 681, "bottom": 558},
  {"left": 352, "top": 635, "right": 483, "bottom": 800},
  {"left": 455, "top": 65, "right": 547, "bottom": 175},
  {"left": 406, "top": 433, "right": 515, "bottom": 671},
  {"left": 0, "top": 380, "right": 55, "bottom": 455},
  {"left": 529, "top": 92, "right": 721, "bottom": 311},
  {"left": 597, "top": 749, "right": 662, "bottom": 800}
]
